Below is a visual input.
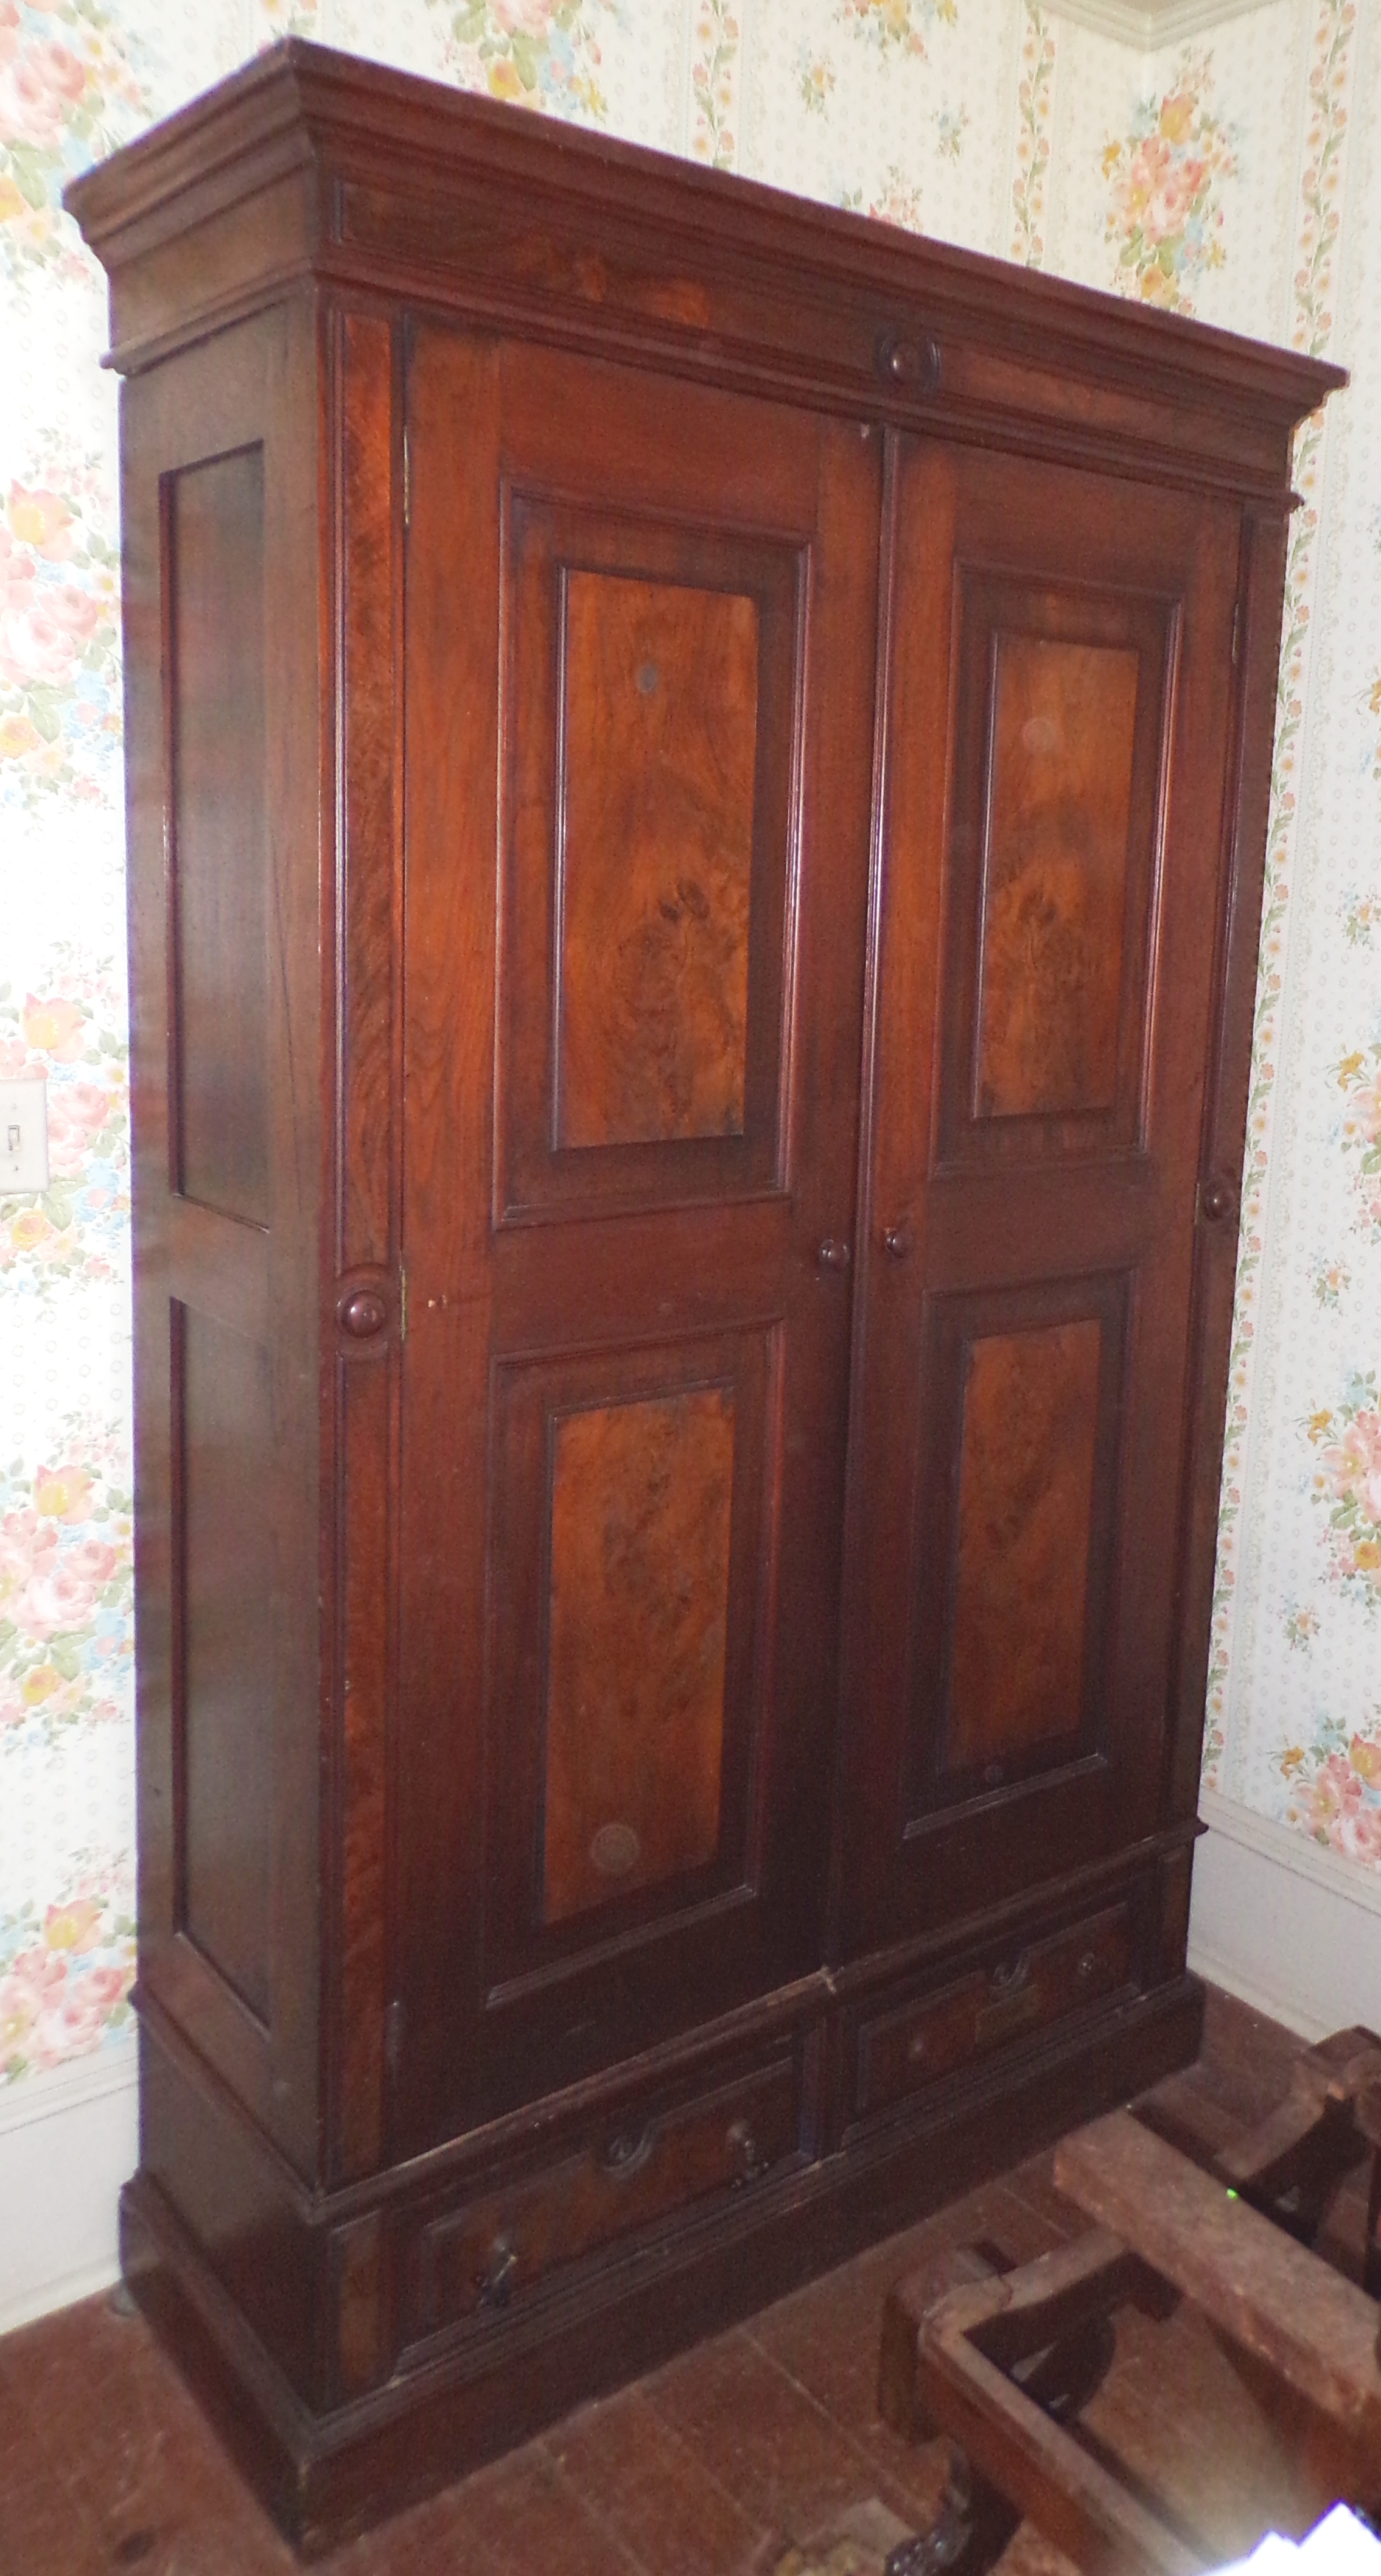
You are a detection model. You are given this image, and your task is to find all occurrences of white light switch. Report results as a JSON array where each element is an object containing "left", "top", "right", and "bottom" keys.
[{"left": 0, "top": 1077, "right": 49, "bottom": 1194}]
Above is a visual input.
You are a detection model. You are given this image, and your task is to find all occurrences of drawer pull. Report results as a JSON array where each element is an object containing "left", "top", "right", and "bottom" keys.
[
  {"left": 474, "top": 2234, "right": 518, "bottom": 2310},
  {"left": 727, "top": 2118, "right": 767, "bottom": 2187},
  {"left": 974, "top": 1959, "right": 1042, "bottom": 2047},
  {"left": 601, "top": 2126, "right": 655, "bottom": 2179},
  {"left": 1077, "top": 1949, "right": 1103, "bottom": 1987}
]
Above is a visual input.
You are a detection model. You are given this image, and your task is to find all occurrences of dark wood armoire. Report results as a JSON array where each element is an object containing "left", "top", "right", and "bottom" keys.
[{"left": 67, "top": 41, "right": 1342, "bottom": 2552}]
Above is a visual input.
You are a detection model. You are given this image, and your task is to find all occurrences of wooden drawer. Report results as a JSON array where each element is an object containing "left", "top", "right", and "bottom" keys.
[
  {"left": 854, "top": 1903, "right": 1135, "bottom": 2121},
  {"left": 411, "top": 2054, "right": 800, "bottom": 2340}
]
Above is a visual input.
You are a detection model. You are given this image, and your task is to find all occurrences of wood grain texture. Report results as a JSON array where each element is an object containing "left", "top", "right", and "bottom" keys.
[
  {"left": 946, "top": 1318, "right": 1102, "bottom": 1774},
  {"left": 836, "top": 438, "right": 1238, "bottom": 1960},
  {"left": 122, "top": 305, "right": 326, "bottom": 2180},
  {"left": 976, "top": 637, "right": 1139, "bottom": 1121},
  {"left": 543, "top": 1385, "right": 734, "bottom": 1923},
  {"left": 65, "top": 40, "right": 1342, "bottom": 509},
  {"left": 176, "top": 1300, "right": 273, "bottom": 2026},
  {"left": 336, "top": 309, "right": 397, "bottom": 1271},
  {"left": 500, "top": 480, "right": 798, "bottom": 1220},
  {"left": 414, "top": 2057, "right": 797, "bottom": 2336},
  {"left": 332, "top": 308, "right": 399, "bottom": 2185},
  {"left": 559, "top": 572, "right": 758, "bottom": 1149},
  {"left": 168, "top": 444, "right": 269, "bottom": 1227},
  {"left": 403, "top": 335, "right": 875, "bottom": 2142},
  {"left": 1057, "top": 2110, "right": 1381, "bottom": 2445}
]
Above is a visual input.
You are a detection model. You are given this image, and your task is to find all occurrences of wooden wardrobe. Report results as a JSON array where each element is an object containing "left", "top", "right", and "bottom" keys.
[{"left": 68, "top": 41, "right": 1342, "bottom": 2551}]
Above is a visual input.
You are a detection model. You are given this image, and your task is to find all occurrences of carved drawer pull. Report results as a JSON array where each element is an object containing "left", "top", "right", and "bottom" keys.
[
  {"left": 974, "top": 1954, "right": 1041, "bottom": 2047},
  {"left": 475, "top": 2234, "right": 519, "bottom": 2310},
  {"left": 818, "top": 1237, "right": 851, "bottom": 1272},
  {"left": 1199, "top": 1174, "right": 1236, "bottom": 1224},
  {"left": 601, "top": 2126, "right": 655, "bottom": 2179},
  {"left": 727, "top": 2118, "right": 768, "bottom": 2187},
  {"left": 1076, "top": 1949, "right": 1103, "bottom": 1987},
  {"left": 883, "top": 1219, "right": 914, "bottom": 1260}
]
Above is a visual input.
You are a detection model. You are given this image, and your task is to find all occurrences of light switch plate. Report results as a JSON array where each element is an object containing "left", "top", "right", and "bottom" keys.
[{"left": 0, "top": 1077, "right": 49, "bottom": 1194}]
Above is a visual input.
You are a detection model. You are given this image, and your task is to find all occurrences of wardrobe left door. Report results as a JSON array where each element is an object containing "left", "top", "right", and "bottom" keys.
[{"left": 390, "top": 327, "right": 880, "bottom": 2151}]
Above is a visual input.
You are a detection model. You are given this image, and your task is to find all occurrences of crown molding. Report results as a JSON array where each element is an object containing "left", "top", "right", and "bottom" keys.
[{"left": 1047, "top": 0, "right": 1277, "bottom": 52}]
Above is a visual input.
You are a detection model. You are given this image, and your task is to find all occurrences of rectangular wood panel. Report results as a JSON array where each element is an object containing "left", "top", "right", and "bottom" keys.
[
  {"left": 175, "top": 1299, "right": 273, "bottom": 2025},
  {"left": 976, "top": 637, "right": 1139, "bottom": 1120},
  {"left": 937, "top": 570, "right": 1174, "bottom": 1172},
  {"left": 167, "top": 445, "right": 269, "bottom": 1227},
  {"left": 558, "top": 572, "right": 758, "bottom": 1149},
  {"left": 543, "top": 1384, "right": 735, "bottom": 1922},
  {"left": 498, "top": 491, "right": 800, "bottom": 1220},
  {"left": 945, "top": 1317, "right": 1102, "bottom": 1775}
]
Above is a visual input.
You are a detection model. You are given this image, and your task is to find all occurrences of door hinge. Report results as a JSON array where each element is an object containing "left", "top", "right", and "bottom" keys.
[
  {"left": 402, "top": 426, "right": 411, "bottom": 533},
  {"left": 1231, "top": 597, "right": 1243, "bottom": 666},
  {"left": 399, "top": 1266, "right": 408, "bottom": 1343},
  {"left": 384, "top": 1998, "right": 404, "bottom": 2074}
]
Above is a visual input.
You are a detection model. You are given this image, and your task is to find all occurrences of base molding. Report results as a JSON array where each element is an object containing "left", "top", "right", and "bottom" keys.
[
  {"left": 1189, "top": 1793, "right": 1381, "bottom": 2040},
  {"left": 0, "top": 2048, "right": 138, "bottom": 2334},
  {"left": 121, "top": 1976, "right": 1201, "bottom": 2556}
]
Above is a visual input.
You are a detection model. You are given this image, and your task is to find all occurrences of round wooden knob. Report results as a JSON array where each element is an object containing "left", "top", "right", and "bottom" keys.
[
  {"left": 883, "top": 1219, "right": 914, "bottom": 1260},
  {"left": 817, "top": 1238, "right": 851, "bottom": 1272},
  {"left": 339, "top": 1287, "right": 386, "bottom": 1338},
  {"left": 1200, "top": 1177, "right": 1235, "bottom": 1223},
  {"left": 878, "top": 332, "right": 940, "bottom": 391}
]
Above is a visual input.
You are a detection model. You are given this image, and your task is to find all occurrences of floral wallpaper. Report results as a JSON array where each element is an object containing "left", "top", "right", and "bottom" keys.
[{"left": 2, "top": 0, "right": 1380, "bottom": 2098}]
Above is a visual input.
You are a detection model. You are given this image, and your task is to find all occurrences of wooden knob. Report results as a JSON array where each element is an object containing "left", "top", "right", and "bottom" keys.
[
  {"left": 817, "top": 1238, "right": 851, "bottom": 1272},
  {"left": 878, "top": 332, "right": 940, "bottom": 392},
  {"left": 883, "top": 1219, "right": 914, "bottom": 1260},
  {"left": 1200, "top": 1177, "right": 1235, "bottom": 1223},
  {"left": 339, "top": 1287, "right": 386, "bottom": 1338}
]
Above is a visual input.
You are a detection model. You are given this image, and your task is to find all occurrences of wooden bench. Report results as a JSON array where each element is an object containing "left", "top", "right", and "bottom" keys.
[{"left": 879, "top": 2031, "right": 1381, "bottom": 2576}]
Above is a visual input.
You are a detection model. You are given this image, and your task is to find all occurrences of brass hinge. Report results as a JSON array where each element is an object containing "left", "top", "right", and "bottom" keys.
[
  {"left": 399, "top": 1266, "right": 408, "bottom": 1343},
  {"left": 1231, "top": 598, "right": 1243, "bottom": 666},
  {"left": 402, "top": 426, "right": 411, "bottom": 533}
]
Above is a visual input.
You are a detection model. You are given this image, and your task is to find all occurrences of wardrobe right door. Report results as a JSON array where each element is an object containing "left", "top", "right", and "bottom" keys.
[{"left": 836, "top": 435, "right": 1243, "bottom": 1959}]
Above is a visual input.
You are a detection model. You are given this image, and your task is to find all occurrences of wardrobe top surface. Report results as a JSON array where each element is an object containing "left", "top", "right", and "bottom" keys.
[{"left": 66, "top": 35, "right": 1341, "bottom": 481}]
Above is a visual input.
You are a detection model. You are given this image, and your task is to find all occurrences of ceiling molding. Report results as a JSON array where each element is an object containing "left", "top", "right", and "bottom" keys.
[{"left": 1047, "top": 0, "right": 1277, "bottom": 52}]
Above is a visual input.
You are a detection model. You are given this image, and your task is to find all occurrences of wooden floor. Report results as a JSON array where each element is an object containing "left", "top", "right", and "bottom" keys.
[{"left": 2, "top": 1989, "right": 1369, "bottom": 2576}]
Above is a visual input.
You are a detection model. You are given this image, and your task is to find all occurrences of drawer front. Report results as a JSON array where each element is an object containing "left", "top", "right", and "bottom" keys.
[
  {"left": 413, "top": 2054, "right": 800, "bottom": 2339},
  {"left": 854, "top": 1903, "right": 1134, "bottom": 2121}
]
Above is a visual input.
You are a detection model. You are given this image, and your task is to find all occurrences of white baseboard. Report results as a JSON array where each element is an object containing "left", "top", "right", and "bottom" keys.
[
  {"left": 0, "top": 2045, "right": 138, "bottom": 2335},
  {"left": 1190, "top": 1790, "right": 1381, "bottom": 2041}
]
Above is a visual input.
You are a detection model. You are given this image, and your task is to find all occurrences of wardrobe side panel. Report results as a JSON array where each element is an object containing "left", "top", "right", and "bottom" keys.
[{"left": 122, "top": 300, "right": 326, "bottom": 2185}]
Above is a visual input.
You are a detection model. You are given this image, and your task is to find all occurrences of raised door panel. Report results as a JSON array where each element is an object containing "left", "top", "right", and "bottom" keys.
[
  {"left": 394, "top": 330, "right": 878, "bottom": 2147},
  {"left": 836, "top": 438, "right": 1241, "bottom": 1956},
  {"left": 119, "top": 307, "right": 324, "bottom": 2177}
]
